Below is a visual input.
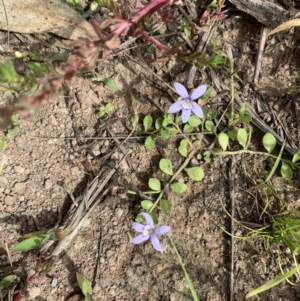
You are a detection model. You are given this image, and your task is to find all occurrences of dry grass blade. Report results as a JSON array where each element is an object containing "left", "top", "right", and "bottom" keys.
[{"left": 268, "top": 19, "right": 300, "bottom": 35}]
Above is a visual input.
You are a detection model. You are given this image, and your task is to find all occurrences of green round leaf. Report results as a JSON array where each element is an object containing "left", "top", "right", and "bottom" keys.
[
  {"left": 130, "top": 114, "right": 139, "bottom": 127},
  {"left": 161, "top": 129, "right": 171, "bottom": 139},
  {"left": 218, "top": 132, "right": 229, "bottom": 151},
  {"left": 292, "top": 152, "right": 300, "bottom": 163},
  {"left": 155, "top": 117, "right": 163, "bottom": 130},
  {"left": 6, "top": 130, "right": 15, "bottom": 139},
  {"left": 188, "top": 116, "right": 202, "bottom": 127},
  {"left": 148, "top": 178, "right": 161, "bottom": 191},
  {"left": 178, "top": 139, "right": 188, "bottom": 157},
  {"left": 185, "top": 167, "right": 205, "bottom": 181},
  {"left": 183, "top": 124, "right": 194, "bottom": 133},
  {"left": 237, "top": 128, "right": 247, "bottom": 149},
  {"left": 0, "top": 139, "right": 7, "bottom": 151},
  {"left": 160, "top": 199, "right": 172, "bottom": 212},
  {"left": 159, "top": 158, "right": 173, "bottom": 175},
  {"left": 135, "top": 213, "right": 144, "bottom": 223},
  {"left": 141, "top": 200, "right": 154, "bottom": 210},
  {"left": 227, "top": 129, "right": 237, "bottom": 141},
  {"left": 170, "top": 182, "right": 187, "bottom": 193},
  {"left": 145, "top": 136, "right": 155, "bottom": 149},
  {"left": 205, "top": 121, "right": 215, "bottom": 132},
  {"left": 143, "top": 115, "right": 153, "bottom": 131},
  {"left": 204, "top": 151, "right": 211, "bottom": 163},
  {"left": 281, "top": 162, "right": 293, "bottom": 180},
  {"left": 262, "top": 133, "right": 276, "bottom": 153}
]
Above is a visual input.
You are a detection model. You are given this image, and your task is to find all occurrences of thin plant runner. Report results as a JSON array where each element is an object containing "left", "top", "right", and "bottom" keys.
[
  {"left": 168, "top": 82, "right": 207, "bottom": 123},
  {"left": 132, "top": 212, "right": 170, "bottom": 252}
]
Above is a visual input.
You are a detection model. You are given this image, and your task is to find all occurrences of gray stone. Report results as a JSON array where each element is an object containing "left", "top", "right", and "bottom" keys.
[
  {"left": 13, "top": 182, "right": 27, "bottom": 193},
  {"left": 14, "top": 165, "right": 25, "bottom": 173},
  {"left": 0, "top": 176, "right": 8, "bottom": 187},
  {"left": 4, "top": 196, "right": 16, "bottom": 206},
  {"left": 15, "top": 136, "right": 32, "bottom": 151}
]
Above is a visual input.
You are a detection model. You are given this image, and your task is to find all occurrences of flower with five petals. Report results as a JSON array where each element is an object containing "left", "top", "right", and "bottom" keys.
[
  {"left": 132, "top": 212, "right": 170, "bottom": 252},
  {"left": 168, "top": 82, "right": 207, "bottom": 123}
]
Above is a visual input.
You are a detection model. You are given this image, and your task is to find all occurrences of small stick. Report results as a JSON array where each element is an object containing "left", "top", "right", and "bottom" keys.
[
  {"left": 228, "top": 159, "right": 236, "bottom": 301},
  {"left": 253, "top": 26, "right": 269, "bottom": 84}
]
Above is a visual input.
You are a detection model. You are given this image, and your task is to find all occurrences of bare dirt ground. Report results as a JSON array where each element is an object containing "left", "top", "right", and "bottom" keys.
[{"left": 1, "top": 1, "right": 300, "bottom": 301}]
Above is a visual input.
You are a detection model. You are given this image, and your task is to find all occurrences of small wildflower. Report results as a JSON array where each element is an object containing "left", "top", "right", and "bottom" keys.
[
  {"left": 132, "top": 212, "right": 170, "bottom": 252},
  {"left": 168, "top": 82, "right": 207, "bottom": 123}
]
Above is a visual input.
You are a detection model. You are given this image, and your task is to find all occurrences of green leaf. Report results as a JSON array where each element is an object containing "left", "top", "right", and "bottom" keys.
[
  {"left": 105, "top": 103, "right": 114, "bottom": 113},
  {"left": 202, "top": 85, "right": 213, "bottom": 101},
  {"left": 0, "top": 139, "right": 7, "bottom": 151},
  {"left": 161, "top": 129, "right": 171, "bottom": 139},
  {"left": 135, "top": 213, "right": 144, "bottom": 223},
  {"left": 178, "top": 139, "right": 188, "bottom": 157},
  {"left": 141, "top": 200, "right": 154, "bottom": 210},
  {"left": 160, "top": 199, "right": 172, "bottom": 212},
  {"left": 262, "top": 133, "right": 276, "bottom": 153},
  {"left": 28, "top": 52, "right": 45, "bottom": 61},
  {"left": 6, "top": 130, "right": 15, "bottom": 139},
  {"left": 237, "top": 128, "right": 247, "bottom": 149},
  {"left": 148, "top": 178, "right": 161, "bottom": 191},
  {"left": 239, "top": 115, "right": 252, "bottom": 123},
  {"left": 0, "top": 60, "right": 21, "bottom": 84},
  {"left": 0, "top": 275, "right": 15, "bottom": 291},
  {"left": 205, "top": 121, "right": 215, "bottom": 132},
  {"left": 150, "top": 212, "right": 158, "bottom": 225},
  {"left": 227, "top": 129, "right": 237, "bottom": 140},
  {"left": 103, "top": 78, "right": 118, "bottom": 90},
  {"left": 48, "top": 52, "right": 67, "bottom": 62},
  {"left": 281, "top": 162, "right": 293, "bottom": 180},
  {"left": 239, "top": 103, "right": 248, "bottom": 114},
  {"left": 155, "top": 117, "right": 163, "bottom": 130},
  {"left": 76, "top": 273, "right": 93, "bottom": 301},
  {"left": 130, "top": 114, "right": 139, "bottom": 127},
  {"left": 170, "top": 182, "right": 187, "bottom": 193},
  {"left": 203, "top": 151, "right": 211, "bottom": 163},
  {"left": 162, "top": 114, "right": 174, "bottom": 127},
  {"left": 145, "top": 136, "right": 155, "bottom": 149},
  {"left": 13, "top": 235, "right": 48, "bottom": 252},
  {"left": 26, "top": 62, "right": 48, "bottom": 73},
  {"left": 184, "top": 167, "right": 205, "bottom": 181},
  {"left": 143, "top": 115, "right": 153, "bottom": 131},
  {"left": 292, "top": 152, "right": 300, "bottom": 163},
  {"left": 218, "top": 133, "right": 229, "bottom": 151},
  {"left": 91, "top": 77, "right": 118, "bottom": 90},
  {"left": 168, "top": 127, "right": 178, "bottom": 135},
  {"left": 90, "top": 1, "right": 98, "bottom": 10},
  {"left": 159, "top": 158, "right": 173, "bottom": 175},
  {"left": 11, "top": 114, "right": 19, "bottom": 126},
  {"left": 188, "top": 116, "right": 202, "bottom": 127},
  {"left": 183, "top": 124, "right": 194, "bottom": 133}
]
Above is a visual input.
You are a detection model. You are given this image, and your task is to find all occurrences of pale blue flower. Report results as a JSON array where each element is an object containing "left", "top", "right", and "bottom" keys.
[
  {"left": 132, "top": 212, "right": 170, "bottom": 252},
  {"left": 168, "top": 82, "right": 207, "bottom": 123}
]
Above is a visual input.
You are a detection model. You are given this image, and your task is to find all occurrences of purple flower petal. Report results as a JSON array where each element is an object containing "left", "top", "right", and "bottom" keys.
[
  {"left": 182, "top": 108, "right": 192, "bottom": 123},
  {"left": 132, "top": 233, "right": 149, "bottom": 244},
  {"left": 153, "top": 225, "right": 170, "bottom": 235},
  {"left": 174, "top": 82, "right": 189, "bottom": 99},
  {"left": 190, "top": 85, "right": 207, "bottom": 101},
  {"left": 150, "top": 235, "right": 162, "bottom": 252},
  {"left": 191, "top": 102, "right": 204, "bottom": 119},
  {"left": 142, "top": 212, "right": 154, "bottom": 228},
  {"left": 132, "top": 222, "right": 145, "bottom": 233},
  {"left": 168, "top": 101, "right": 184, "bottom": 114}
]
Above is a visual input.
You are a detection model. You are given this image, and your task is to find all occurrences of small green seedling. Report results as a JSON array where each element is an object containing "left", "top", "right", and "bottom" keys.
[{"left": 76, "top": 273, "right": 93, "bottom": 301}]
